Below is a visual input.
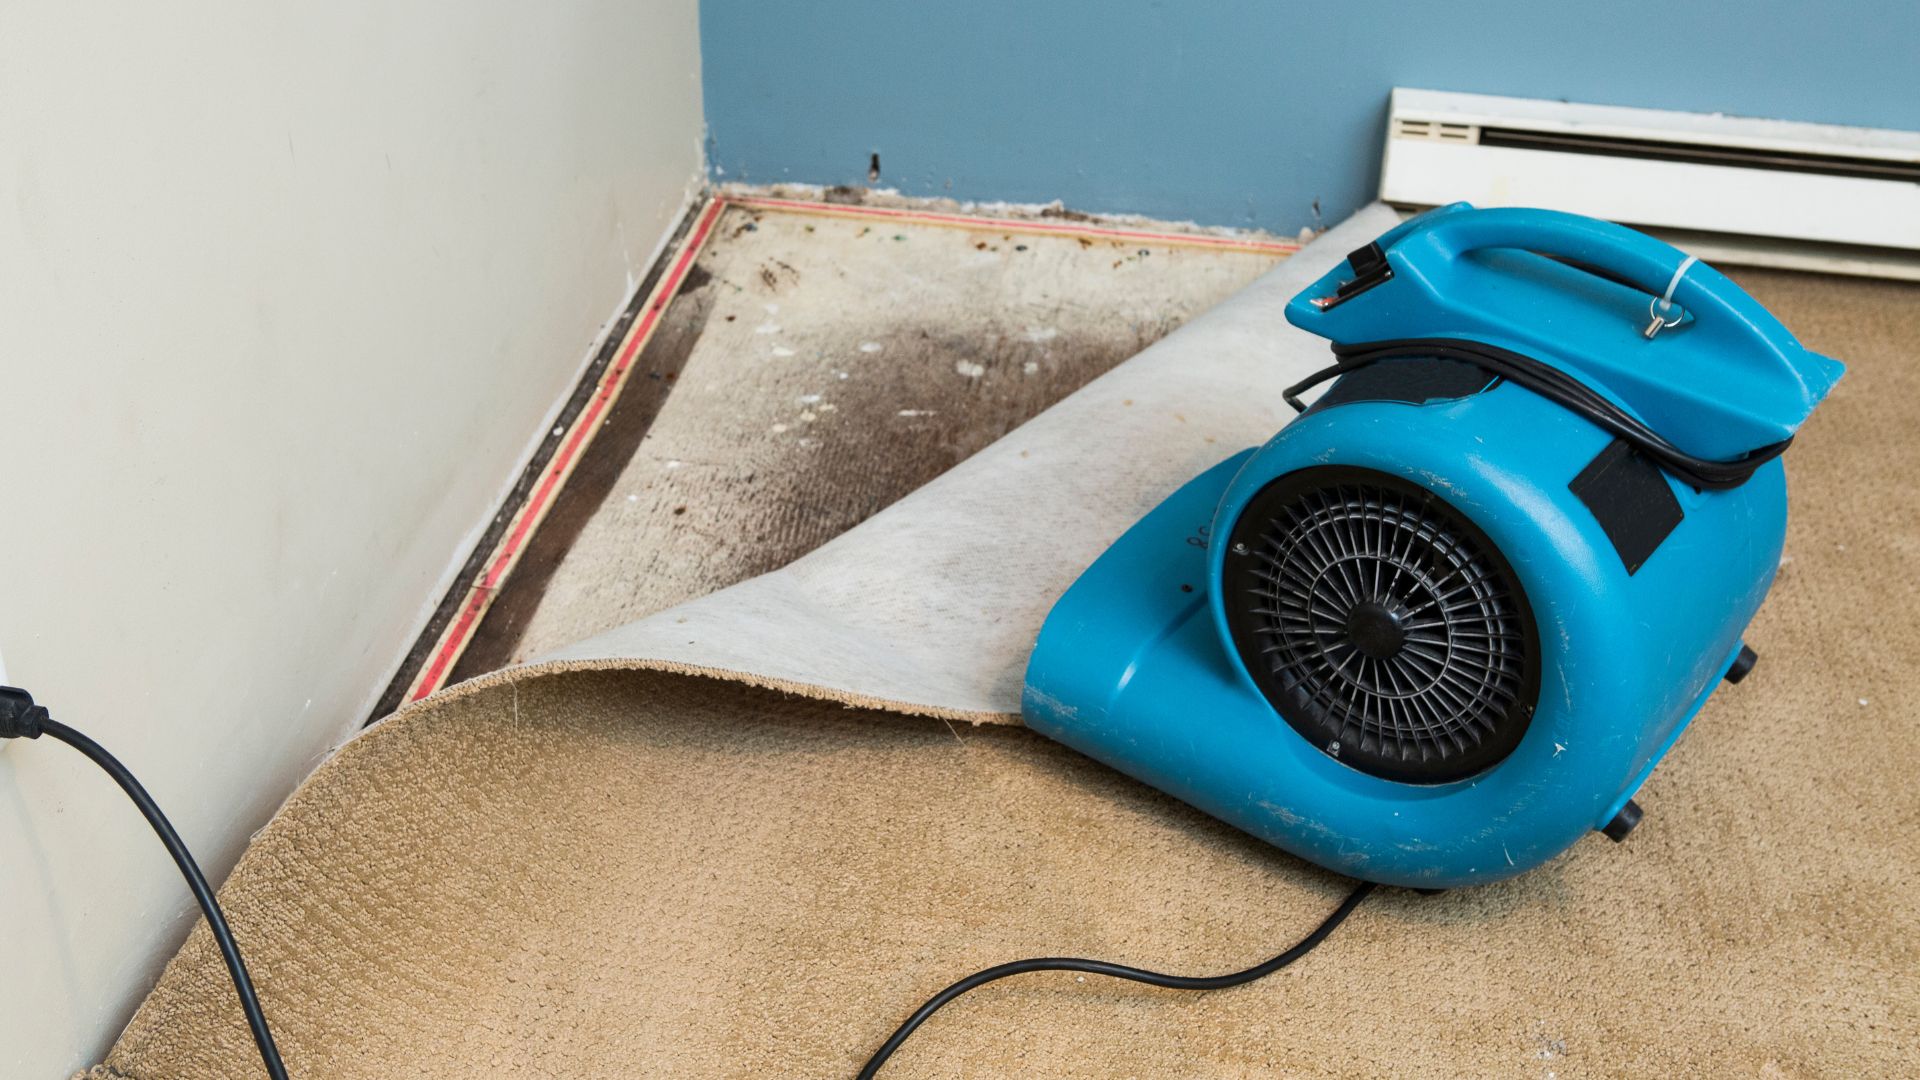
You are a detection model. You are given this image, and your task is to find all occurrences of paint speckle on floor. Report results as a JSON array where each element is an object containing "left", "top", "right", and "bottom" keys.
[
  {"left": 858, "top": 342, "right": 882, "bottom": 353},
  {"left": 955, "top": 360, "right": 986, "bottom": 378},
  {"left": 898, "top": 409, "right": 936, "bottom": 417},
  {"left": 1023, "top": 326, "right": 1060, "bottom": 343},
  {"left": 797, "top": 393, "right": 823, "bottom": 405},
  {"left": 772, "top": 346, "right": 797, "bottom": 357},
  {"left": 1534, "top": 1038, "right": 1566, "bottom": 1063},
  {"left": 1022, "top": 361, "right": 1040, "bottom": 375},
  {"left": 755, "top": 322, "right": 782, "bottom": 334},
  {"left": 771, "top": 423, "right": 789, "bottom": 434}
]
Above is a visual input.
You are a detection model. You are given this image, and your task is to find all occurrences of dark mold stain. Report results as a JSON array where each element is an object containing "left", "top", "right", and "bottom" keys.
[
  {"left": 677, "top": 263, "right": 712, "bottom": 296},
  {"left": 758, "top": 259, "right": 801, "bottom": 291},
  {"left": 709, "top": 316, "right": 1174, "bottom": 585},
  {"left": 1039, "top": 205, "right": 1099, "bottom": 223}
]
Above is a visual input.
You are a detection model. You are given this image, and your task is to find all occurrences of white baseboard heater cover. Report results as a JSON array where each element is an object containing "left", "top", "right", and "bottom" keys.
[{"left": 1382, "top": 88, "right": 1920, "bottom": 278}]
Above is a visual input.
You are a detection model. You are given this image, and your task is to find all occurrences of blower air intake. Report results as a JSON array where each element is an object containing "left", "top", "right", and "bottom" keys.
[
  {"left": 1022, "top": 205, "right": 1844, "bottom": 889},
  {"left": 1220, "top": 466, "right": 1541, "bottom": 786}
]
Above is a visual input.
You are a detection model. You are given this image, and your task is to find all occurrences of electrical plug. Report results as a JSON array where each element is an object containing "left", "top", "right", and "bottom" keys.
[{"left": 0, "top": 686, "right": 48, "bottom": 740}]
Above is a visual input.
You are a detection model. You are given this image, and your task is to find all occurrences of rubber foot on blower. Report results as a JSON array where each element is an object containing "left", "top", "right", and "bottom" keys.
[
  {"left": 1602, "top": 799, "right": 1643, "bottom": 843},
  {"left": 1723, "top": 644, "right": 1759, "bottom": 684}
]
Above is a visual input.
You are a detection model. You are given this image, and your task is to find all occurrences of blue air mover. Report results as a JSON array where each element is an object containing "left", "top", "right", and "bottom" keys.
[{"left": 1022, "top": 204, "right": 1844, "bottom": 889}]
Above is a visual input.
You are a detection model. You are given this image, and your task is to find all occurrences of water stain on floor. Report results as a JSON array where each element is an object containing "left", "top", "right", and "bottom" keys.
[{"left": 450, "top": 203, "right": 1285, "bottom": 676}]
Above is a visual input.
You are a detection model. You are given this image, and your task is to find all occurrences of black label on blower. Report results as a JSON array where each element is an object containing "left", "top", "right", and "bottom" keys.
[{"left": 1570, "top": 439, "right": 1685, "bottom": 574}]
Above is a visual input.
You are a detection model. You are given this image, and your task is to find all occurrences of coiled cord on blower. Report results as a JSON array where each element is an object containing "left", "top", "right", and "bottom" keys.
[
  {"left": 856, "top": 881, "right": 1376, "bottom": 1078},
  {"left": 1283, "top": 338, "right": 1791, "bottom": 491}
]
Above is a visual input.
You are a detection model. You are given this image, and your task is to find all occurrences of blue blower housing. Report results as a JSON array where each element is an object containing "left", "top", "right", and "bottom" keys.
[{"left": 1022, "top": 205, "right": 1844, "bottom": 888}]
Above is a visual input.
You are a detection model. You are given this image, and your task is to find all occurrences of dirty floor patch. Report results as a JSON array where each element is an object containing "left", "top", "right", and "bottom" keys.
[{"left": 451, "top": 202, "right": 1283, "bottom": 675}]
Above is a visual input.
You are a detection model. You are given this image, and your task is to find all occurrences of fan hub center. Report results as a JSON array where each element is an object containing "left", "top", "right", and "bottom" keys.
[{"left": 1345, "top": 601, "right": 1408, "bottom": 660}]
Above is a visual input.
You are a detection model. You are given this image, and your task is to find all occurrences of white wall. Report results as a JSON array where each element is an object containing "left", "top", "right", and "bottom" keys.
[{"left": 0, "top": 3, "right": 704, "bottom": 1074}]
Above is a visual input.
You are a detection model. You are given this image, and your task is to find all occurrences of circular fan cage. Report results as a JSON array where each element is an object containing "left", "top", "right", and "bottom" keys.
[{"left": 1223, "top": 466, "right": 1541, "bottom": 784}]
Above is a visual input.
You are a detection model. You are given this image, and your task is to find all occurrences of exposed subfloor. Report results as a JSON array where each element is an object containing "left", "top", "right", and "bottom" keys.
[{"left": 446, "top": 199, "right": 1286, "bottom": 679}]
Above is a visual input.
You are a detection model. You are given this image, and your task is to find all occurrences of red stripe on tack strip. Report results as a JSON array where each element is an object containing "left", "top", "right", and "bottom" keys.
[
  {"left": 404, "top": 193, "right": 1295, "bottom": 703},
  {"left": 405, "top": 197, "right": 726, "bottom": 702}
]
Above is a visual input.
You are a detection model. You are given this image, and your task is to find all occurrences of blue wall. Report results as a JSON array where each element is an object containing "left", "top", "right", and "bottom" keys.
[{"left": 701, "top": 1, "right": 1917, "bottom": 232}]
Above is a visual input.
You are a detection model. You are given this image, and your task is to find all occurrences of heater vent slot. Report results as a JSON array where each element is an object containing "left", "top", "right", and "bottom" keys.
[
  {"left": 1478, "top": 126, "right": 1920, "bottom": 183},
  {"left": 1394, "top": 118, "right": 1479, "bottom": 143},
  {"left": 1223, "top": 467, "right": 1540, "bottom": 784}
]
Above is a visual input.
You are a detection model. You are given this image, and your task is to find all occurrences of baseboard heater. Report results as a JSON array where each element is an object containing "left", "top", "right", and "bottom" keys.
[{"left": 1382, "top": 88, "right": 1920, "bottom": 280}]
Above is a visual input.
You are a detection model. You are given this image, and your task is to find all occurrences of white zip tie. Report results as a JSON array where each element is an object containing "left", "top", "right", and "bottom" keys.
[{"left": 1659, "top": 254, "right": 1698, "bottom": 314}]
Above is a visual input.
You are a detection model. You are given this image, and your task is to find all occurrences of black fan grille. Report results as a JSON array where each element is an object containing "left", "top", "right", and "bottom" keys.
[{"left": 1223, "top": 467, "right": 1540, "bottom": 784}]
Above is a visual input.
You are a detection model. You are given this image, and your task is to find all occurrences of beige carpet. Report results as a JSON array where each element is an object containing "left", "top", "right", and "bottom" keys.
[{"left": 92, "top": 268, "right": 1918, "bottom": 1078}]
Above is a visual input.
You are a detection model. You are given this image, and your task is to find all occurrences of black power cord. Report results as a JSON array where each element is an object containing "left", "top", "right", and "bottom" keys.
[
  {"left": 857, "top": 880, "right": 1376, "bottom": 1078},
  {"left": 0, "top": 682, "right": 1373, "bottom": 1080},
  {"left": 1283, "top": 338, "right": 1791, "bottom": 491},
  {"left": 0, "top": 687, "right": 289, "bottom": 1080}
]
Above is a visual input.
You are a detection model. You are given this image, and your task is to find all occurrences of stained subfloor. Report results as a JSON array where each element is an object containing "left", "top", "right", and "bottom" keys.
[{"left": 444, "top": 195, "right": 1287, "bottom": 680}]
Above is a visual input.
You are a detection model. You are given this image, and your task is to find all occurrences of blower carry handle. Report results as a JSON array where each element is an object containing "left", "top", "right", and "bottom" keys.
[{"left": 1394, "top": 206, "right": 1802, "bottom": 363}]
